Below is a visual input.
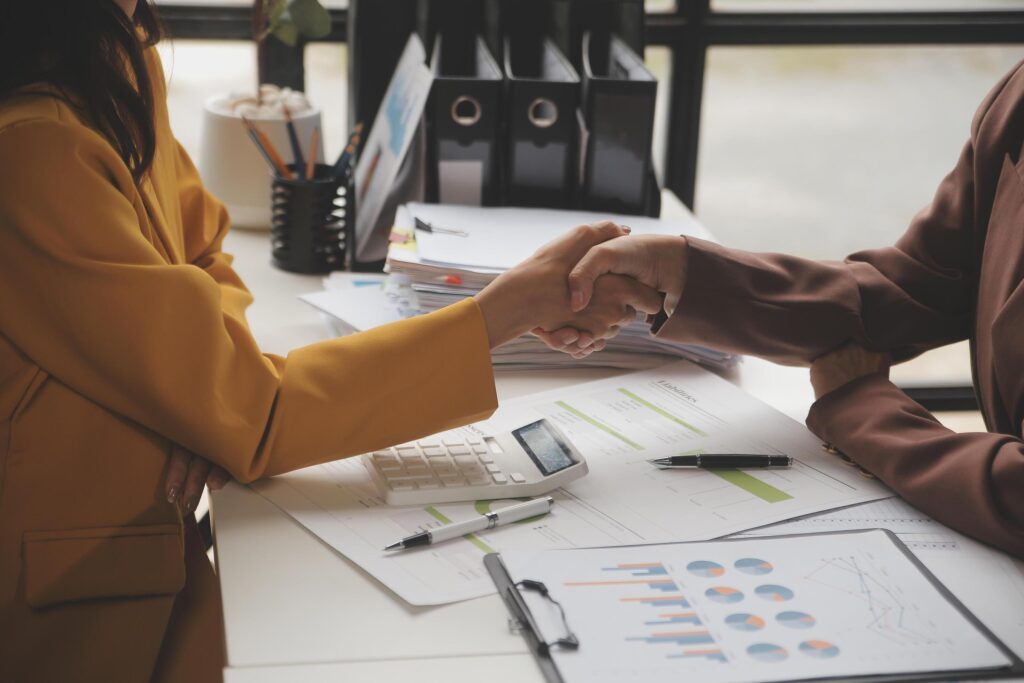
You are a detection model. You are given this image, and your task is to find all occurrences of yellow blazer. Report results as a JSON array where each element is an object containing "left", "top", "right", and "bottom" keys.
[{"left": 0, "top": 49, "right": 497, "bottom": 681}]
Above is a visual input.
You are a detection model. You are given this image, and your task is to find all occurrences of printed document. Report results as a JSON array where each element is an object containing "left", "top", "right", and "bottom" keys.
[
  {"left": 252, "top": 361, "right": 890, "bottom": 605},
  {"left": 736, "top": 497, "right": 1024, "bottom": 658},
  {"left": 498, "top": 530, "right": 1012, "bottom": 683}
]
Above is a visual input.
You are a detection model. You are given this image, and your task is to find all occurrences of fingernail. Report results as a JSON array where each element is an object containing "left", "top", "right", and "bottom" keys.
[
  {"left": 167, "top": 487, "right": 178, "bottom": 503},
  {"left": 184, "top": 500, "right": 194, "bottom": 514},
  {"left": 563, "top": 331, "right": 579, "bottom": 344},
  {"left": 570, "top": 289, "right": 583, "bottom": 311},
  {"left": 621, "top": 225, "right": 632, "bottom": 234}
]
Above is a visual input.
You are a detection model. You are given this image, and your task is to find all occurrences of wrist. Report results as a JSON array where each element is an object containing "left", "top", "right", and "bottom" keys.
[
  {"left": 660, "top": 236, "right": 689, "bottom": 316},
  {"left": 474, "top": 271, "right": 536, "bottom": 348}
]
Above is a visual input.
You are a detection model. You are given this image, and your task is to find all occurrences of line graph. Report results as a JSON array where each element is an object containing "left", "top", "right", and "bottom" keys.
[{"left": 803, "top": 553, "right": 941, "bottom": 648}]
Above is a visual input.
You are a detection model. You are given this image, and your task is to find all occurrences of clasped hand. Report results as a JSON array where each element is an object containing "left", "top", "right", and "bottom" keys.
[{"left": 475, "top": 224, "right": 689, "bottom": 358}]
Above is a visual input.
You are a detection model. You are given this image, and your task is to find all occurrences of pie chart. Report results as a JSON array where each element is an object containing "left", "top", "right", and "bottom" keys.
[
  {"left": 754, "top": 584, "right": 794, "bottom": 602},
  {"left": 800, "top": 640, "right": 840, "bottom": 659},
  {"left": 735, "top": 557, "right": 774, "bottom": 575},
  {"left": 777, "top": 611, "right": 816, "bottom": 629},
  {"left": 687, "top": 560, "right": 726, "bottom": 578},
  {"left": 747, "top": 643, "right": 788, "bottom": 662},
  {"left": 705, "top": 586, "right": 744, "bottom": 604},
  {"left": 725, "top": 613, "right": 765, "bottom": 632}
]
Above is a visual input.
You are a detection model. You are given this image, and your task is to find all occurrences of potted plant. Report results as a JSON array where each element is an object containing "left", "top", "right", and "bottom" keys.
[{"left": 198, "top": 0, "right": 332, "bottom": 229}]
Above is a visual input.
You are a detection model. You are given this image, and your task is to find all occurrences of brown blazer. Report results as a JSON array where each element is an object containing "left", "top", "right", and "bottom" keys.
[
  {"left": 657, "top": 60, "right": 1024, "bottom": 558},
  {"left": 0, "top": 50, "right": 497, "bottom": 681}
]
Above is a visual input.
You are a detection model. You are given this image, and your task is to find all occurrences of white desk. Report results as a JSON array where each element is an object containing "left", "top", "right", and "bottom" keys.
[{"left": 214, "top": 224, "right": 818, "bottom": 682}]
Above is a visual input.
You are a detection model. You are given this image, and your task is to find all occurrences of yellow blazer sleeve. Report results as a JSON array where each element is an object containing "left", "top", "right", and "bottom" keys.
[
  {"left": 174, "top": 137, "right": 254, "bottom": 325},
  {"left": 0, "top": 118, "right": 497, "bottom": 482}
]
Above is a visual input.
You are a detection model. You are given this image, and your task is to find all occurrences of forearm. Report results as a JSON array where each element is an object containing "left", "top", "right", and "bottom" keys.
[
  {"left": 242, "top": 299, "right": 497, "bottom": 480},
  {"left": 807, "top": 374, "right": 1024, "bottom": 557},
  {"left": 653, "top": 238, "right": 866, "bottom": 365},
  {"left": 654, "top": 236, "right": 972, "bottom": 365}
]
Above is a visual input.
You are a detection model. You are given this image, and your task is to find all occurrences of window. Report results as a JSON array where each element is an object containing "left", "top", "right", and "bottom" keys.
[{"left": 155, "top": 0, "right": 1024, "bottom": 411}]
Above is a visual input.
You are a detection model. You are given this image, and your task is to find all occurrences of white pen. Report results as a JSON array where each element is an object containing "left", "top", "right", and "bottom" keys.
[{"left": 384, "top": 496, "right": 554, "bottom": 551}]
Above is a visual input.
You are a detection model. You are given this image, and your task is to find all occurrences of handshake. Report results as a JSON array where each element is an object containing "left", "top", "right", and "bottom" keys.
[{"left": 473, "top": 222, "right": 690, "bottom": 358}]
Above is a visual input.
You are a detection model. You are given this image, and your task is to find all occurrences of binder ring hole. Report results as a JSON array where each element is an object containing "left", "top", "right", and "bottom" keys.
[
  {"left": 528, "top": 98, "right": 558, "bottom": 129},
  {"left": 451, "top": 95, "right": 482, "bottom": 127}
]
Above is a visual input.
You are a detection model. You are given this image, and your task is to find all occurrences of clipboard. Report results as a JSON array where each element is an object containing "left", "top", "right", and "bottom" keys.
[{"left": 485, "top": 530, "right": 1024, "bottom": 683}]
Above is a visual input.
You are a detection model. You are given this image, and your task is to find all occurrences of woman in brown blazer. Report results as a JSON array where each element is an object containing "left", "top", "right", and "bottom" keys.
[
  {"left": 0, "top": 2, "right": 661, "bottom": 681},
  {"left": 550, "top": 59, "right": 1024, "bottom": 559}
]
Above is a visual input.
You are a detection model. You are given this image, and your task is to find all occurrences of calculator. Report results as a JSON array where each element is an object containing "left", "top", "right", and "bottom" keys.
[{"left": 362, "top": 419, "right": 589, "bottom": 505}]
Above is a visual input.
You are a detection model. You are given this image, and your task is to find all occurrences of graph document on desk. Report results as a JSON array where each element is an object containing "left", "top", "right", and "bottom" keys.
[
  {"left": 495, "top": 530, "right": 1016, "bottom": 683},
  {"left": 252, "top": 361, "right": 890, "bottom": 605},
  {"left": 734, "top": 497, "right": 1024, "bottom": 660}
]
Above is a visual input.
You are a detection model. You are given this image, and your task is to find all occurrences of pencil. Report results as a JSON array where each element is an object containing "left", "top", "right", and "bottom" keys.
[
  {"left": 306, "top": 126, "right": 320, "bottom": 181},
  {"left": 241, "top": 116, "right": 294, "bottom": 179},
  {"left": 243, "top": 127, "right": 279, "bottom": 176},
  {"left": 283, "top": 107, "right": 306, "bottom": 174},
  {"left": 332, "top": 121, "right": 364, "bottom": 176}
]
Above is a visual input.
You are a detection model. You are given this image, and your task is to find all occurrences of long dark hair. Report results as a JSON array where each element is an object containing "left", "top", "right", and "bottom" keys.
[{"left": 0, "top": 1, "right": 164, "bottom": 182}]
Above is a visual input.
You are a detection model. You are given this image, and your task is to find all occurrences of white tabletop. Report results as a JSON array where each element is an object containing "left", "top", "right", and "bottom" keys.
[{"left": 213, "top": 212, "right": 817, "bottom": 681}]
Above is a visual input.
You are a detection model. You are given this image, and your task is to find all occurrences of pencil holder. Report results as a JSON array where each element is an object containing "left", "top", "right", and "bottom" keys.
[{"left": 270, "top": 164, "right": 351, "bottom": 273}]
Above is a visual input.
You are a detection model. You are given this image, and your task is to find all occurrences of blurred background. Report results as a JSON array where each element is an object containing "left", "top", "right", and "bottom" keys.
[{"left": 154, "top": 0, "right": 1024, "bottom": 429}]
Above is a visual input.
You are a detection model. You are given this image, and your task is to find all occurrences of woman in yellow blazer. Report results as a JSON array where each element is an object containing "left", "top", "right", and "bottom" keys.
[{"left": 0, "top": 2, "right": 660, "bottom": 681}]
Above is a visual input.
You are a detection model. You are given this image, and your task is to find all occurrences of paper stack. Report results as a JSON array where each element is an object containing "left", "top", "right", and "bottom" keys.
[{"left": 302, "top": 202, "right": 735, "bottom": 371}]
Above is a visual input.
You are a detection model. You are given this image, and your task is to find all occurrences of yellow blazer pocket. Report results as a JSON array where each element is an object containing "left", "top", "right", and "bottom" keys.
[{"left": 22, "top": 523, "right": 185, "bottom": 608}]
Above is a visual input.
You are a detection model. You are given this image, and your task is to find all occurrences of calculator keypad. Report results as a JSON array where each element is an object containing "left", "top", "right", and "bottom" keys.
[{"left": 368, "top": 435, "right": 514, "bottom": 492}]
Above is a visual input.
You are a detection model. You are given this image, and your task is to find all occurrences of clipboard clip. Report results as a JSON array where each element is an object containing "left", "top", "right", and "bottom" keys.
[{"left": 511, "top": 579, "right": 580, "bottom": 653}]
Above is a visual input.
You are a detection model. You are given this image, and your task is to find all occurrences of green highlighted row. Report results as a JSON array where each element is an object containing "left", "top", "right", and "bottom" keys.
[
  {"left": 708, "top": 469, "right": 793, "bottom": 503},
  {"left": 618, "top": 388, "right": 707, "bottom": 437},
  {"left": 556, "top": 400, "right": 644, "bottom": 450}
]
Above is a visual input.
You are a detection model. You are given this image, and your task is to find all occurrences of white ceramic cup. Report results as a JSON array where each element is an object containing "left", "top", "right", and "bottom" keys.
[{"left": 198, "top": 95, "right": 323, "bottom": 230}]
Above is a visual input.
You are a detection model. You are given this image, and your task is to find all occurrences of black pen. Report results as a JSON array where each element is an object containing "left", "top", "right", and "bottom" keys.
[
  {"left": 283, "top": 107, "right": 306, "bottom": 174},
  {"left": 650, "top": 454, "right": 793, "bottom": 469}
]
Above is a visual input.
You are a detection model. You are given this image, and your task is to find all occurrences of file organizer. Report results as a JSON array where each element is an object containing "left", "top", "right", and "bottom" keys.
[
  {"left": 503, "top": 37, "right": 580, "bottom": 209},
  {"left": 416, "top": 0, "right": 484, "bottom": 65},
  {"left": 550, "top": 0, "right": 644, "bottom": 74},
  {"left": 426, "top": 35, "right": 503, "bottom": 206},
  {"left": 483, "top": 0, "right": 550, "bottom": 67},
  {"left": 579, "top": 32, "right": 658, "bottom": 215}
]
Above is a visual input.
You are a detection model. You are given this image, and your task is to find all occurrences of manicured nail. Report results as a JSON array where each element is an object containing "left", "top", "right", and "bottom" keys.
[
  {"left": 621, "top": 225, "right": 632, "bottom": 233},
  {"left": 167, "top": 486, "right": 178, "bottom": 503}
]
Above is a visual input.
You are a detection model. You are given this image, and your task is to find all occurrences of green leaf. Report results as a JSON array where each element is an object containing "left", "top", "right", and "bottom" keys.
[
  {"left": 271, "top": 20, "right": 299, "bottom": 46},
  {"left": 287, "top": 0, "right": 331, "bottom": 39},
  {"left": 267, "top": 0, "right": 287, "bottom": 22}
]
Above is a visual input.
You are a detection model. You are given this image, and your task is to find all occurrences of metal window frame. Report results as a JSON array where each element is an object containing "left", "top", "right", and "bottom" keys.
[{"left": 157, "top": 2, "right": 1024, "bottom": 412}]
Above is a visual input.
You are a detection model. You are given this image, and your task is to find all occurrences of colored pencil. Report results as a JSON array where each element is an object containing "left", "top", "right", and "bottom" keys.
[
  {"left": 306, "top": 127, "right": 320, "bottom": 180},
  {"left": 332, "top": 121, "right": 364, "bottom": 176},
  {"left": 240, "top": 116, "right": 294, "bottom": 179}
]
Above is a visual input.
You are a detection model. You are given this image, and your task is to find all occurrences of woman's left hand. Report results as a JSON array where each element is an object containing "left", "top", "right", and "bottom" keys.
[
  {"left": 810, "top": 343, "right": 890, "bottom": 400},
  {"left": 165, "top": 447, "right": 231, "bottom": 515}
]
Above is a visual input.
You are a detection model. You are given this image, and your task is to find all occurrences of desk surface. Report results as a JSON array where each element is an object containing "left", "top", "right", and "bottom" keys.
[{"left": 214, "top": 217, "right": 818, "bottom": 681}]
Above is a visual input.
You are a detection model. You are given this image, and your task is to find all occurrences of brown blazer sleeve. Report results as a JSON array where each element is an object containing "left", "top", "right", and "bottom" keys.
[
  {"left": 807, "top": 375, "right": 1024, "bottom": 557},
  {"left": 655, "top": 62, "right": 1022, "bottom": 366}
]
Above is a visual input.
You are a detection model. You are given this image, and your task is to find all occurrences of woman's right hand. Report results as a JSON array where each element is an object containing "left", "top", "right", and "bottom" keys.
[{"left": 474, "top": 222, "right": 663, "bottom": 349}]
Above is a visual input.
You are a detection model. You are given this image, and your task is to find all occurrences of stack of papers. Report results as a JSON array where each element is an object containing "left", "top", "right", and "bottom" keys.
[{"left": 303, "top": 202, "right": 736, "bottom": 371}]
